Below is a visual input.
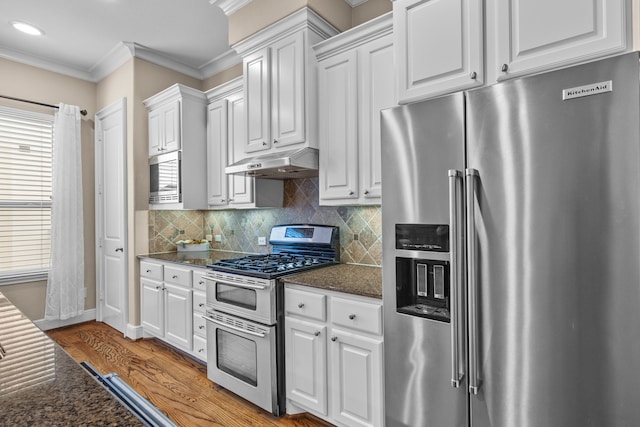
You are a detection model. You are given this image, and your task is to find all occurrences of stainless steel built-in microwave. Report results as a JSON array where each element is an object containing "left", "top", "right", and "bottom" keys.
[{"left": 149, "top": 151, "right": 181, "bottom": 204}]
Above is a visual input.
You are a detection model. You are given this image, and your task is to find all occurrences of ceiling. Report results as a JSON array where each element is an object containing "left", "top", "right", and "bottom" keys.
[{"left": 1, "top": 0, "right": 234, "bottom": 82}]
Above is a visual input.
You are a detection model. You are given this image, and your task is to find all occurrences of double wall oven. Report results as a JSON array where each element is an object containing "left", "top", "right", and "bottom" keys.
[{"left": 202, "top": 224, "right": 339, "bottom": 416}]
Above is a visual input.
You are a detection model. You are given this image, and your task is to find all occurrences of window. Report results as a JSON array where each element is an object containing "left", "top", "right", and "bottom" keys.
[{"left": 0, "top": 105, "right": 53, "bottom": 285}]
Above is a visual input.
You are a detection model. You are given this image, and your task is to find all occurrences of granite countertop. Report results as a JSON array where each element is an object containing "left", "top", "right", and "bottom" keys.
[
  {"left": 0, "top": 292, "right": 143, "bottom": 426},
  {"left": 280, "top": 263, "right": 383, "bottom": 299},
  {"left": 138, "top": 249, "right": 251, "bottom": 267}
]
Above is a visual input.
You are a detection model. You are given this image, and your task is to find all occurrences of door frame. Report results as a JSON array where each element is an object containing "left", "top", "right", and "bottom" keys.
[{"left": 94, "top": 97, "right": 128, "bottom": 334}]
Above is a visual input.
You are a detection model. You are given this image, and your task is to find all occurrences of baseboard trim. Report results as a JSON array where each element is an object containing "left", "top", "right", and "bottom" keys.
[
  {"left": 126, "top": 323, "right": 145, "bottom": 340},
  {"left": 35, "top": 309, "right": 97, "bottom": 331}
]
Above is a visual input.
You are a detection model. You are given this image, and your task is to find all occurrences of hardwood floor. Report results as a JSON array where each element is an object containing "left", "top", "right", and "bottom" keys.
[{"left": 47, "top": 321, "right": 332, "bottom": 427}]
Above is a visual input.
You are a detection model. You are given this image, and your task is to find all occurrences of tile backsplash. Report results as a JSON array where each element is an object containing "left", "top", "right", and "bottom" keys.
[{"left": 149, "top": 178, "right": 382, "bottom": 266}]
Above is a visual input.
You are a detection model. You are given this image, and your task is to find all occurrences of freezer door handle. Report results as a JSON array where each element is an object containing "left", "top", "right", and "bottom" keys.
[
  {"left": 466, "top": 168, "right": 481, "bottom": 395},
  {"left": 448, "top": 169, "right": 464, "bottom": 388}
]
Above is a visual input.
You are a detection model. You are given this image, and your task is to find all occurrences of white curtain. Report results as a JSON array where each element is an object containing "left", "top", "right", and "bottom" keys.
[{"left": 45, "top": 103, "right": 84, "bottom": 321}]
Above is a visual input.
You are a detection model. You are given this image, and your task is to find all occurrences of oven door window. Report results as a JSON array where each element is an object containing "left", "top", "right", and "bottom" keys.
[
  {"left": 216, "top": 283, "right": 257, "bottom": 311},
  {"left": 217, "top": 329, "right": 258, "bottom": 386}
]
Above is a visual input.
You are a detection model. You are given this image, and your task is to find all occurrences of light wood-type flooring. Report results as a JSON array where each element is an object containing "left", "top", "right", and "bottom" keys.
[{"left": 47, "top": 321, "right": 332, "bottom": 427}]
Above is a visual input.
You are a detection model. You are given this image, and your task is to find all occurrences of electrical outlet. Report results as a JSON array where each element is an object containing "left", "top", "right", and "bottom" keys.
[
  {"left": 258, "top": 236, "right": 266, "bottom": 246},
  {"left": 214, "top": 235, "right": 222, "bottom": 242}
]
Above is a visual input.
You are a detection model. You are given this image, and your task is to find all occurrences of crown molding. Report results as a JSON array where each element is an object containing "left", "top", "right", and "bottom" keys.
[
  {"left": 232, "top": 7, "right": 339, "bottom": 57},
  {"left": 205, "top": 76, "right": 242, "bottom": 101},
  {"left": 0, "top": 47, "right": 93, "bottom": 81},
  {"left": 209, "top": 0, "right": 252, "bottom": 15},
  {"left": 313, "top": 12, "right": 392, "bottom": 60},
  {"left": 344, "top": 0, "right": 369, "bottom": 6},
  {"left": 199, "top": 49, "right": 242, "bottom": 80}
]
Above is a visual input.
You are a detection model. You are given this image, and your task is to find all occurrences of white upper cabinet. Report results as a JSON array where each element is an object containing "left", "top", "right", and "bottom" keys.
[
  {"left": 394, "top": 0, "right": 630, "bottom": 103},
  {"left": 489, "top": 0, "right": 629, "bottom": 81},
  {"left": 314, "top": 13, "right": 395, "bottom": 205},
  {"left": 205, "top": 78, "right": 284, "bottom": 209},
  {"left": 144, "top": 84, "right": 208, "bottom": 210},
  {"left": 394, "top": 0, "right": 484, "bottom": 103},
  {"left": 233, "top": 8, "right": 338, "bottom": 160}
]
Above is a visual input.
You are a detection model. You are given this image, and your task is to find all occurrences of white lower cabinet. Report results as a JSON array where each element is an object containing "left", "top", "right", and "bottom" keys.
[
  {"left": 285, "top": 285, "right": 384, "bottom": 427},
  {"left": 140, "top": 260, "right": 208, "bottom": 362}
]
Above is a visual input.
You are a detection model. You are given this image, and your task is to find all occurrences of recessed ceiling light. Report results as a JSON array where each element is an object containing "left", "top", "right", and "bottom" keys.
[{"left": 10, "top": 20, "right": 44, "bottom": 36}]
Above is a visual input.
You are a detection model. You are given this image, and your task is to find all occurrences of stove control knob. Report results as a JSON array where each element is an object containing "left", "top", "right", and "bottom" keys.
[{"left": 298, "top": 302, "right": 305, "bottom": 309}]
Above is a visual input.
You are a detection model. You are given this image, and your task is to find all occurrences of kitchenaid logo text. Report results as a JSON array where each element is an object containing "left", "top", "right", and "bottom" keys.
[{"left": 563, "top": 80, "right": 612, "bottom": 100}]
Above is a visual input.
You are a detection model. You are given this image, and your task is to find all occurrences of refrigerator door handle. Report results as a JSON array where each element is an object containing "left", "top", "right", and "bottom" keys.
[
  {"left": 466, "top": 168, "right": 482, "bottom": 395},
  {"left": 448, "top": 169, "right": 464, "bottom": 388}
]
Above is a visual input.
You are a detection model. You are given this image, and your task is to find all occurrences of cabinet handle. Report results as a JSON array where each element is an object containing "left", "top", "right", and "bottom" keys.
[
  {"left": 199, "top": 281, "right": 205, "bottom": 285},
  {"left": 314, "top": 331, "right": 321, "bottom": 337},
  {"left": 199, "top": 303, "right": 205, "bottom": 308},
  {"left": 331, "top": 336, "right": 338, "bottom": 342},
  {"left": 220, "top": 199, "right": 225, "bottom": 203},
  {"left": 262, "top": 142, "right": 267, "bottom": 146},
  {"left": 298, "top": 302, "right": 305, "bottom": 308},
  {"left": 198, "top": 349, "right": 204, "bottom": 353},
  {"left": 501, "top": 63, "right": 509, "bottom": 72},
  {"left": 363, "top": 190, "right": 369, "bottom": 195},
  {"left": 348, "top": 313, "right": 356, "bottom": 320},
  {"left": 228, "top": 198, "right": 234, "bottom": 202},
  {"left": 273, "top": 139, "right": 278, "bottom": 144},
  {"left": 155, "top": 285, "right": 162, "bottom": 290},
  {"left": 146, "top": 269, "right": 151, "bottom": 273},
  {"left": 199, "top": 325, "right": 205, "bottom": 330},
  {"left": 469, "top": 71, "right": 477, "bottom": 79},
  {"left": 172, "top": 275, "right": 178, "bottom": 279},
  {"left": 115, "top": 247, "right": 123, "bottom": 252}
]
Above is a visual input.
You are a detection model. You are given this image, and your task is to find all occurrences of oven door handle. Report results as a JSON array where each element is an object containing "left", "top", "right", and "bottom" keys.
[
  {"left": 203, "top": 275, "right": 268, "bottom": 290},
  {"left": 202, "top": 315, "right": 266, "bottom": 338}
]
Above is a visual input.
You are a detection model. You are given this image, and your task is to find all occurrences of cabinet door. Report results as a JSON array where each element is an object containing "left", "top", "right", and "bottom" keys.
[
  {"left": 148, "top": 108, "right": 162, "bottom": 157},
  {"left": 161, "top": 100, "right": 181, "bottom": 153},
  {"left": 141, "top": 277, "right": 164, "bottom": 337},
  {"left": 271, "top": 31, "right": 306, "bottom": 148},
  {"left": 492, "top": 0, "right": 627, "bottom": 79},
  {"left": 244, "top": 47, "right": 271, "bottom": 153},
  {"left": 228, "top": 92, "right": 254, "bottom": 205},
  {"left": 394, "top": 0, "right": 483, "bottom": 103},
  {"left": 207, "top": 99, "right": 229, "bottom": 207},
  {"left": 318, "top": 50, "right": 359, "bottom": 202},
  {"left": 285, "top": 317, "right": 328, "bottom": 415},
  {"left": 330, "top": 329, "right": 383, "bottom": 427},
  {"left": 164, "top": 283, "right": 193, "bottom": 351},
  {"left": 358, "top": 34, "right": 395, "bottom": 203}
]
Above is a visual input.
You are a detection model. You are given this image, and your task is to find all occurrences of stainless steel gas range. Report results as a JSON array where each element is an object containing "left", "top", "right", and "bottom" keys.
[{"left": 202, "top": 224, "right": 339, "bottom": 416}]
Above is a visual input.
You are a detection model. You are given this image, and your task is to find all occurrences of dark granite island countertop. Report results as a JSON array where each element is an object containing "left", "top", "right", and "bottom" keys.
[
  {"left": 280, "top": 263, "right": 382, "bottom": 299},
  {"left": 0, "top": 292, "right": 144, "bottom": 426},
  {"left": 137, "top": 249, "right": 251, "bottom": 267}
]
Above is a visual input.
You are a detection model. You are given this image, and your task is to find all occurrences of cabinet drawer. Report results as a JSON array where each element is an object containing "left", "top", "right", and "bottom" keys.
[
  {"left": 193, "top": 334, "right": 207, "bottom": 361},
  {"left": 285, "top": 288, "right": 326, "bottom": 322},
  {"left": 192, "top": 268, "right": 208, "bottom": 291},
  {"left": 193, "top": 291, "right": 206, "bottom": 314},
  {"left": 140, "top": 260, "right": 163, "bottom": 281},
  {"left": 193, "top": 313, "right": 207, "bottom": 337},
  {"left": 331, "top": 297, "right": 382, "bottom": 336},
  {"left": 164, "top": 265, "right": 192, "bottom": 287}
]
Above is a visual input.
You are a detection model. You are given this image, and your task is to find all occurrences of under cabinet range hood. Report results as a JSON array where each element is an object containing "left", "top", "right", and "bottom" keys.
[{"left": 225, "top": 147, "right": 318, "bottom": 179}]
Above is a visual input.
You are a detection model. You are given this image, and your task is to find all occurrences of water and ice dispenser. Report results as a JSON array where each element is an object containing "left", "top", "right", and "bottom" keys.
[{"left": 395, "top": 224, "right": 451, "bottom": 322}]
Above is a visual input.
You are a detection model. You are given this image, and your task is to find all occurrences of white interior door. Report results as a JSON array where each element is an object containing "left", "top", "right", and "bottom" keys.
[{"left": 95, "top": 98, "right": 127, "bottom": 333}]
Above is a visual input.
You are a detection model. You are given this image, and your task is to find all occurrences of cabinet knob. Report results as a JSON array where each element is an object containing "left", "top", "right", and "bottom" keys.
[
  {"left": 469, "top": 71, "right": 477, "bottom": 80},
  {"left": 349, "top": 191, "right": 354, "bottom": 196},
  {"left": 364, "top": 190, "right": 370, "bottom": 195},
  {"left": 262, "top": 142, "right": 267, "bottom": 146},
  {"left": 172, "top": 275, "right": 178, "bottom": 279},
  {"left": 273, "top": 139, "right": 278, "bottom": 144},
  {"left": 199, "top": 303, "right": 205, "bottom": 308},
  {"left": 146, "top": 269, "right": 151, "bottom": 273},
  {"left": 115, "top": 247, "right": 124, "bottom": 252},
  {"left": 199, "top": 325, "right": 205, "bottom": 330},
  {"left": 314, "top": 331, "right": 321, "bottom": 337},
  {"left": 501, "top": 64, "right": 509, "bottom": 72},
  {"left": 331, "top": 336, "right": 338, "bottom": 342},
  {"left": 199, "top": 281, "right": 205, "bottom": 285},
  {"left": 298, "top": 302, "right": 305, "bottom": 308},
  {"left": 155, "top": 285, "right": 162, "bottom": 290},
  {"left": 348, "top": 313, "right": 356, "bottom": 320},
  {"left": 198, "top": 349, "right": 204, "bottom": 353}
]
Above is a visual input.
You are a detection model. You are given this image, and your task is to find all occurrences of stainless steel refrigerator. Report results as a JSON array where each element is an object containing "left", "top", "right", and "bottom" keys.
[{"left": 381, "top": 52, "right": 640, "bottom": 427}]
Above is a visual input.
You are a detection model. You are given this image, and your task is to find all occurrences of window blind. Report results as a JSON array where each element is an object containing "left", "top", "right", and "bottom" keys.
[{"left": 0, "top": 106, "right": 53, "bottom": 284}]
